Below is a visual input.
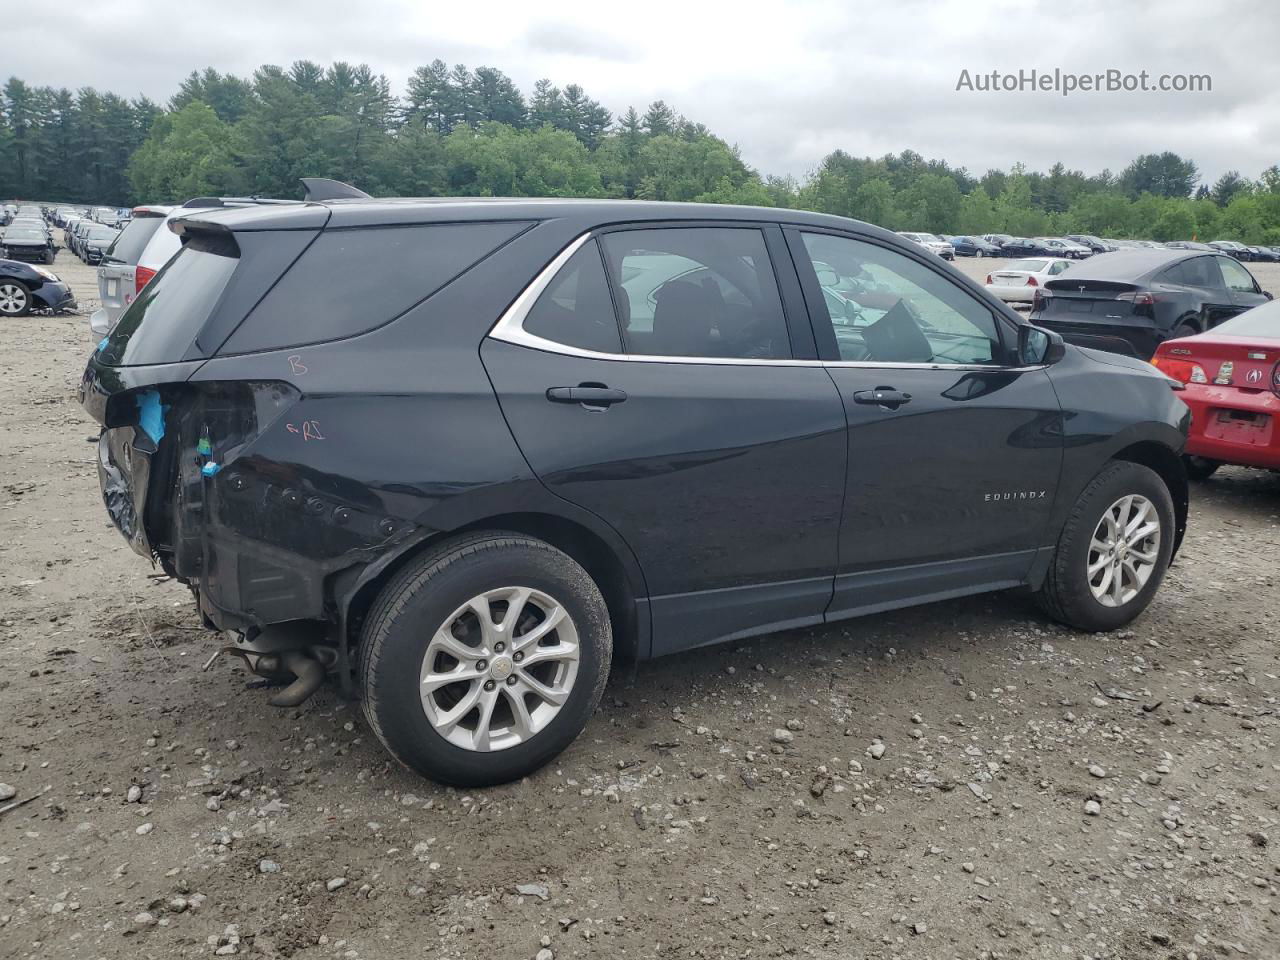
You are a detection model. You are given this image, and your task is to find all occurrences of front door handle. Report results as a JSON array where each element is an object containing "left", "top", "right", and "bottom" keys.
[
  {"left": 546, "top": 385, "right": 628, "bottom": 409},
  {"left": 852, "top": 387, "right": 912, "bottom": 410}
]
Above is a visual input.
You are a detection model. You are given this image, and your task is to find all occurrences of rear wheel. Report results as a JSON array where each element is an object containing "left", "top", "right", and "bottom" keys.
[
  {"left": 1183, "top": 456, "right": 1220, "bottom": 481},
  {"left": 0, "top": 279, "right": 31, "bottom": 317},
  {"left": 358, "top": 532, "right": 612, "bottom": 786},
  {"left": 1035, "top": 461, "right": 1174, "bottom": 631},
  {"left": 1171, "top": 321, "right": 1198, "bottom": 340}
]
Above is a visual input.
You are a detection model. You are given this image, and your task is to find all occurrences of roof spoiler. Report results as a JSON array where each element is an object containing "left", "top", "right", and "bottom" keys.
[{"left": 300, "top": 178, "right": 372, "bottom": 202}]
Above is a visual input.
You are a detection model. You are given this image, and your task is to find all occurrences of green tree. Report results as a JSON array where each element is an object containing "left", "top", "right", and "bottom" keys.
[
  {"left": 128, "top": 101, "right": 242, "bottom": 200},
  {"left": 1119, "top": 152, "right": 1199, "bottom": 199}
]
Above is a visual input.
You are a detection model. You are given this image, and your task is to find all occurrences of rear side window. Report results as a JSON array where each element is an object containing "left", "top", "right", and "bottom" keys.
[
  {"left": 219, "top": 222, "right": 526, "bottom": 354},
  {"left": 99, "top": 233, "right": 239, "bottom": 366},
  {"left": 600, "top": 227, "right": 791, "bottom": 359},
  {"left": 523, "top": 239, "right": 622, "bottom": 353},
  {"left": 106, "top": 215, "right": 165, "bottom": 264}
]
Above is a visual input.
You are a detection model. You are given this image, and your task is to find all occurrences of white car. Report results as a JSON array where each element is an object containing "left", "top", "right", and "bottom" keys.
[
  {"left": 896, "top": 231, "right": 955, "bottom": 260},
  {"left": 89, "top": 205, "right": 174, "bottom": 338},
  {"left": 1034, "top": 237, "right": 1092, "bottom": 259},
  {"left": 984, "top": 257, "right": 1073, "bottom": 304}
]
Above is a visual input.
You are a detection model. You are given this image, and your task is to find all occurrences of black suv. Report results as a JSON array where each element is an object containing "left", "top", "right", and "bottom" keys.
[{"left": 82, "top": 194, "right": 1190, "bottom": 786}]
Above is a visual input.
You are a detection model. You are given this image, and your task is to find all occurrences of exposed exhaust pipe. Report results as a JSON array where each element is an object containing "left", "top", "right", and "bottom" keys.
[{"left": 267, "top": 650, "right": 327, "bottom": 708}]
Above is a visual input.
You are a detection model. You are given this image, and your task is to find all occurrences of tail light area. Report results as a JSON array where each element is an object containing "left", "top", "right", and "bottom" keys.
[
  {"left": 135, "top": 265, "right": 157, "bottom": 294},
  {"left": 1273, "top": 360, "right": 1280, "bottom": 398},
  {"left": 1025, "top": 276, "right": 1038, "bottom": 286},
  {"left": 1151, "top": 355, "right": 1208, "bottom": 384}
]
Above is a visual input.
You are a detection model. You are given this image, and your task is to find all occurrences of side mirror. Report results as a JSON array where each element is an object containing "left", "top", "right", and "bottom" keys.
[
  {"left": 1263, "top": 289, "right": 1273, "bottom": 301},
  {"left": 1018, "top": 324, "right": 1066, "bottom": 366}
]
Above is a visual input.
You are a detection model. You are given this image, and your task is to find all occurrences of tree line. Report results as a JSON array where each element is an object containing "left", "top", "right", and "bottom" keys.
[{"left": 2, "top": 64, "right": 1279, "bottom": 244}]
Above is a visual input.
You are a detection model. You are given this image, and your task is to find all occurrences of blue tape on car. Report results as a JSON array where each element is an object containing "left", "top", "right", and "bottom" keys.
[
  {"left": 97, "top": 337, "right": 109, "bottom": 353},
  {"left": 201, "top": 462, "right": 222, "bottom": 477},
  {"left": 135, "top": 390, "right": 166, "bottom": 445}
]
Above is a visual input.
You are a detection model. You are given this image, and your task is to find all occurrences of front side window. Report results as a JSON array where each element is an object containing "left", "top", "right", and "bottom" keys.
[
  {"left": 1217, "top": 256, "right": 1258, "bottom": 294},
  {"left": 600, "top": 228, "right": 790, "bottom": 360},
  {"left": 799, "top": 232, "right": 1004, "bottom": 365}
]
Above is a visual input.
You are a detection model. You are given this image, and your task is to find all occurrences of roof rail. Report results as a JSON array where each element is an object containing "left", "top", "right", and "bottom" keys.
[{"left": 300, "top": 178, "right": 372, "bottom": 202}]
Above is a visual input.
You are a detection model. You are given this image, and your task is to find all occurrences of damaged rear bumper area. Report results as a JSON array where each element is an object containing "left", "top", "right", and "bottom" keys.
[{"left": 79, "top": 355, "right": 423, "bottom": 647}]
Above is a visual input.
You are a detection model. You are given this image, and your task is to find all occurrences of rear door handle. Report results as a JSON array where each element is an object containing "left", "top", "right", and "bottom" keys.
[
  {"left": 546, "top": 385, "right": 628, "bottom": 409},
  {"left": 852, "top": 387, "right": 912, "bottom": 410}
]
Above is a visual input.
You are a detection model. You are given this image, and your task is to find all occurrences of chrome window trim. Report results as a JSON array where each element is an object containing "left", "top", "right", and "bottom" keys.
[{"left": 486, "top": 231, "right": 1046, "bottom": 373}]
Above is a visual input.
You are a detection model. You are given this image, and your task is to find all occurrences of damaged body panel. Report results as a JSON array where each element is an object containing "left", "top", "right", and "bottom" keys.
[{"left": 80, "top": 204, "right": 645, "bottom": 656}]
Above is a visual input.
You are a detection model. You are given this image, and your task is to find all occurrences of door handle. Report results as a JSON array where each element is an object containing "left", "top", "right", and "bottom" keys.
[
  {"left": 546, "top": 385, "right": 628, "bottom": 408},
  {"left": 852, "top": 387, "right": 912, "bottom": 410}
]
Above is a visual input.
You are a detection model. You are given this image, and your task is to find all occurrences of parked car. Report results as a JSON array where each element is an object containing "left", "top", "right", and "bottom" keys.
[
  {"left": 82, "top": 191, "right": 1190, "bottom": 786},
  {"left": 1151, "top": 300, "right": 1280, "bottom": 479},
  {"left": 90, "top": 205, "right": 174, "bottom": 338},
  {"left": 80, "top": 224, "right": 120, "bottom": 265},
  {"left": 1029, "top": 249, "right": 1271, "bottom": 358},
  {"left": 1209, "top": 240, "right": 1253, "bottom": 261},
  {"left": 982, "top": 233, "right": 1014, "bottom": 249},
  {"left": 895, "top": 231, "right": 955, "bottom": 260},
  {"left": 0, "top": 258, "right": 75, "bottom": 316},
  {"left": 1035, "top": 237, "right": 1093, "bottom": 259},
  {"left": 1164, "top": 241, "right": 1215, "bottom": 252},
  {"left": 70, "top": 220, "right": 96, "bottom": 258},
  {"left": 947, "top": 235, "right": 1001, "bottom": 257},
  {"left": 984, "top": 257, "right": 1073, "bottom": 303},
  {"left": 996, "top": 237, "right": 1052, "bottom": 258},
  {"left": 1246, "top": 245, "right": 1279, "bottom": 263},
  {"left": 1, "top": 224, "right": 55, "bottom": 263},
  {"left": 1066, "top": 234, "right": 1113, "bottom": 254},
  {"left": 93, "top": 207, "right": 121, "bottom": 228}
]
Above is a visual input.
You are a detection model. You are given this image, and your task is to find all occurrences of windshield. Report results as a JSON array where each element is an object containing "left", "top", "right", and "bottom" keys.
[
  {"left": 1006, "top": 259, "right": 1048, "bottom": 271},
  {"left": 98, "top": 233, "right": 240, "bottom": 366}
]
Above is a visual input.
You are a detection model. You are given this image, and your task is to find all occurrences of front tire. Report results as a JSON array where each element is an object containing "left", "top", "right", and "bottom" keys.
[
  {"left": 1035, "top": 461, "right": 1174, "bottom": 631},
  {"left": 0, "top": 279, "right": 32, "bottom": 317},
  {"left": 358, "top": 532, "right": 612, "bottom": 787}
]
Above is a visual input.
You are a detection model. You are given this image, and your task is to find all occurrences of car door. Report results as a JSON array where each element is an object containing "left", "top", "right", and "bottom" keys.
[
  {"left": 785, "top": 227, "right": 1064, "bottom": 619},
  {"left": 481, "top": 224, "right": 848, "bottom": 657},
  {"left": 1216, "top": 255, "right": 1271, "bottom": 317}
]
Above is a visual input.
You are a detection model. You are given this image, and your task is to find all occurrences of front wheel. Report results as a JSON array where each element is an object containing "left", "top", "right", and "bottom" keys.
[
  {"left": 1035, "top": 461, "right": 1174, "bottom": 631},
  {"left": 0, "top": 279, "right": 32, "bottom": 317},
  {"left": 358, "top": 532, "right": 612, "bottom": 786}
]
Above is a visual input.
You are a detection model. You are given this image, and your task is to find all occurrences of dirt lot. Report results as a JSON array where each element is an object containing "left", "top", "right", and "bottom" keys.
[{"left": 2, "top": 249, "right": 1279, "bottom": 960}]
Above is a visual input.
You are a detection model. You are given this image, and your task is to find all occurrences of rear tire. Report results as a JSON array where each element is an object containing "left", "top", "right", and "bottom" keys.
[
  {"left": 0, "top": 279, "right": 31, "bottom": 317},
  {"left": 358, "top": 532, "right": 612, "bottom": 786},
  {"left": 1183, "top": 456, "right": 1220, "bottom": 481},
  {"left": 1171, "top": 322, "right": 1198, "bottom": 340},
  {"left": 1035, "top": 461, "right": 1175, "bottom": 632}
]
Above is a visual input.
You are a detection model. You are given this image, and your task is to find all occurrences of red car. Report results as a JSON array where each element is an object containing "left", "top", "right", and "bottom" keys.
[{"left": 1151, "top": 300, "right": 1280, "bottom": 479}]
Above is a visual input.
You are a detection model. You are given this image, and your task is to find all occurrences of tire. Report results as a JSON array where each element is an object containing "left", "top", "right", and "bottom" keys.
[
  {"left": 1183, "top": 456, "right": 1220, "bottom": 482},
  {"left": 43, "top": 251, "right": 54, "bottom": 265},
  {"left": 358, "top": 531, "right": 612, "bottom": 787},
  {"left": 1035, "top": 461, "right": 1175, "bottom": 632},
  {"left": 1171, "top": 322, "right": 1198, "bottom": 340},
  {"left": 0, "top": 279, "right": 32, "bottom": 317}
]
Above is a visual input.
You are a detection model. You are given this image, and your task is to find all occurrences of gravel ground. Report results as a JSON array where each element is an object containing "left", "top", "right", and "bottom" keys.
[{"left": 2, "top": 249, "right": 1279, "bottom": 960}]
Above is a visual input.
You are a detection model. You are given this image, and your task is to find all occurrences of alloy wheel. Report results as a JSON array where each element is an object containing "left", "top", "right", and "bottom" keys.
[
  {"left": 1087, "top": 494, "right": 1161, "bottom": 607},
  {"left": 419, "top": 586, "right": 580, "bottom": 751},
  {"left": 0, "top": 283, "right": 28, "bottom": 315}
]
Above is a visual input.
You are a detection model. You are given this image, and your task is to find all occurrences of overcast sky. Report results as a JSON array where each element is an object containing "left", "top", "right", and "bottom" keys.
[{"left": 7, "top": 0, "right": 1275, "bottom": 186}]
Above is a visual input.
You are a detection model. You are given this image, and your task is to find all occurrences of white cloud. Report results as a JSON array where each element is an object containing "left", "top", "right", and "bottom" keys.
[{"left": 6, "top": 0, "right": 1275, "bottom": 185}]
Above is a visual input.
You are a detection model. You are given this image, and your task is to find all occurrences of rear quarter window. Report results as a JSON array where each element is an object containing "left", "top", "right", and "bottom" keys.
[{"left": 218, "top": 222, "right": 529, "bottom": 355}]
